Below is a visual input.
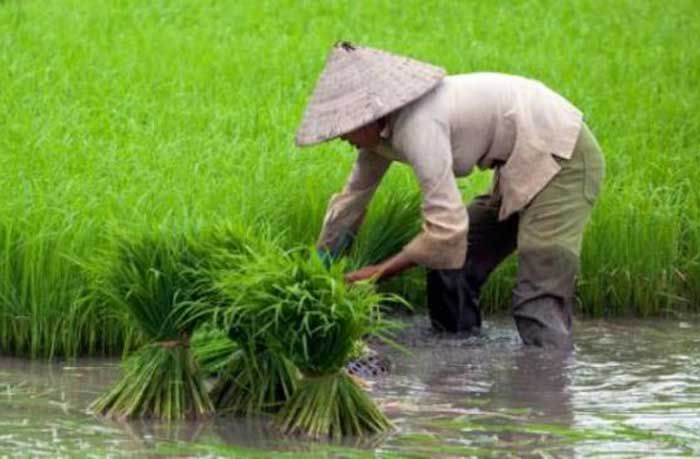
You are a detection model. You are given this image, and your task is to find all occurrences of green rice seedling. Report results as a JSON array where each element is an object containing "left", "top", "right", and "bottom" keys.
[
  {"left": 90, "top": 343, "right": 210, "bottom": 421},
  {"left": 206, "top": 294, "right": 299, "bottom": 417},
  {"left": 87, "top": 229, "right": 215, "bottom": 421},
  {"left": 223, "top": 247, "right": 396, "bottom": 438},
  {"left": 174, "top": 223, "right": 298, "bottom": 416},
  {"left": 208, "top": 343, "right": 298, "bottom": 416},
  {"left": 348, "top": 191, "right": 422, "bottom": 269},
  {"left": 0, "top": 220, "right": 129, "bottom": 359},
  {"left": 190, "top": 326, "right": 237, "bottom": 378},
  {"left": 207, "top": 265, "right": 299, "bottom": 416}
]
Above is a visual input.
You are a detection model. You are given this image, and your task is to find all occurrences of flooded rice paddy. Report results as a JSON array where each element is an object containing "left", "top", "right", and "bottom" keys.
[{"left": 2, "top": 316, "right": 700, "bottom": 458}]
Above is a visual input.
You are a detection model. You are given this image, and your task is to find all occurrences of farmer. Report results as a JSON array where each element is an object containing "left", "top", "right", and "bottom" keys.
[{"left": 296, "top": 42, "right": 604, "bottom": 350}]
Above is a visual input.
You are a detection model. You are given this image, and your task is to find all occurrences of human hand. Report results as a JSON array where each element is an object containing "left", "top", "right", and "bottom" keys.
[{"left": 344, "top": 264, "right": 384, "bottom": 284}]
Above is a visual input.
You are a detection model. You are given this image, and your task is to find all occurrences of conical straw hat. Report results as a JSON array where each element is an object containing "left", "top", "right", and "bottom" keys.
[{"left": 295, "top": 42, "right": 446, "bottom": 147}]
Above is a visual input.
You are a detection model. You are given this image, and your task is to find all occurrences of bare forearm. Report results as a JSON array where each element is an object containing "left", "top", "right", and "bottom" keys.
[
  {"left": 345, "top": 251, "right": 416, "bottom": 284},
  {"left": 376, "top": 251, "right": 416, "bottom": 280}
]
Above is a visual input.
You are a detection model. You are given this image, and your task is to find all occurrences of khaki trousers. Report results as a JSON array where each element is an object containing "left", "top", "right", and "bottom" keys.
[{"left": 427, "top": 123, "right": 605, "bottom": 349}]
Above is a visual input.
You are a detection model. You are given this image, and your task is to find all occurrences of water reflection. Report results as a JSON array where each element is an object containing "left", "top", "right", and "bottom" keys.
[
  {"left": 377, "top": 318, "right": 576, "bottom": 457},
  {"left": 495, "top": 347, "right": 574, "bottom": 423}
]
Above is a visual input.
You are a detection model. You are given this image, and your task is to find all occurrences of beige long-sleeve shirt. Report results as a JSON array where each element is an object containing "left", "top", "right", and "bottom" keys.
[{"left": 318, "top": 73, "right": 583, "bottom": 269}]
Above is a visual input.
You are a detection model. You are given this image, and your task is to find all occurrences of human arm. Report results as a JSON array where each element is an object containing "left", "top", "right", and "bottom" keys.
[
  {"left": 317, "top": 149, "right": 392, "bottom": 263},
  {"left": 344, "top": 249, "right": 415, "bottom": 283},
  {"left": 399, "top": 117, "right": 468, "bottom": 269},
  {"left": 345, "top": 112, "right": 469, "bottom": 283}
]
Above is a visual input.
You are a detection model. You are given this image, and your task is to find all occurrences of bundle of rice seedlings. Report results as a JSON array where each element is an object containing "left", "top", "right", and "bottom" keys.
[
  {"left": 177, "top": 221, "right": 281, "bottom": 383},
  {"left": 208, "top": 342, "right": 298, "bottom": 416},
  {"left": 224, "top": 247, "right": 397, "bottom": 438},
  {"left": 190, "top": 326, "right": 237, "bottom": 377},
  {"left": 208, "top": 278, "right": 298, "bottom": 416},
  {"left": 171, "top": 224, "right": 298, "bottom": 417},
  {"left": 87, "top": 229, "right": 215, "bottom": 421}
]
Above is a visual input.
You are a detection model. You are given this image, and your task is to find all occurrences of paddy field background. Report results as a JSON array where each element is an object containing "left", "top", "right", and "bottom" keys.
[{"left": 0, "top": 0, "right": 699, "bottom": 358}]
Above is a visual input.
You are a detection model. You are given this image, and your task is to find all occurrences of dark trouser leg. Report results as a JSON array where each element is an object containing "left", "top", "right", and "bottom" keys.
[
  {"left": 513, "top": 123, "right": 605, "bottom": 349},
  {"left": 427, "top": 269, "right": 481, "bottom": 332},
  {"left": 512, "top": 247, "right": 578, "bottom": 349},
  {"left": 427, "top": 195, "right": 518, "bottom": 332}
]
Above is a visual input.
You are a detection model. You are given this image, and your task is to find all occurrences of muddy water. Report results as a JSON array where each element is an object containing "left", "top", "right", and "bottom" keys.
[{"left": 2, "top": 316, "right": 700, "bottom": 458}]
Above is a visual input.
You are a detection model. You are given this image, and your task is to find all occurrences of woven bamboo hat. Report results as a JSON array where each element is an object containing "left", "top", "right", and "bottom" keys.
[{"left": 295, "top": 42, "right": 446, "bottom": 147}]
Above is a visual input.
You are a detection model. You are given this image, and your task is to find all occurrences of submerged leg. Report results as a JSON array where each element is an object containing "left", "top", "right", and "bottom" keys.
[
  {"left": 513, "top": 123, "right": 604, "bottom": 349},
  {"left": 427, "top": 195, "right": 518, "bottom": 332},
  {"left": 427, "top": 268, "right": 482, "bottom": 332},
  {"left": 512, "top": 247, "right": 578, "bottom": 350}
]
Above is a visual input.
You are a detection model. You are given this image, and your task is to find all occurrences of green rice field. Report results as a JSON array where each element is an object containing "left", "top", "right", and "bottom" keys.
[{"left": 1, "top": 0, "right": 699, "bottom": 360}]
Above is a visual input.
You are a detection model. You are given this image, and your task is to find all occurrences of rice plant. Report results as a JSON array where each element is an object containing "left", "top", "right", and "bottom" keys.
[
  {"left": 87, "top": 228, "right": 215, "bottom": 421},
  {"left": 199, "top": 241, "right": 298, "bottom": 416},
  {"left": 207, "top": 295, "right": 299, "bottom": 417},
  {"left": 208, "top": 344, "right": 298, "bottom": 416},
  {"left": 0, "top": 220, "right": 130, "bottom": 358},
  {"left": 222, "top": 246, "right": 396, "bottom": 438},
  {"left": 348, "top": 191, "right": 422, "bottom": 269},
  {"left": 190, "top": 326, "right": 237, "bottom": 378},
  {"left": 142, "top": 222, "right": 297, "bottom": 416}
]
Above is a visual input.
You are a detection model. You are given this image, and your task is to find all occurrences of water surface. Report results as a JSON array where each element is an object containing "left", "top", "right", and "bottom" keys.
[{"left": 2, "top": 316, "right": 700, "bottom": 457}]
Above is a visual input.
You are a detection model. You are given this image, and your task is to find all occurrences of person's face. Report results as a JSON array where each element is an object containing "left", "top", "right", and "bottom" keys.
[{"left": 339, "top": 121, "right": 381, "bottom": 150}]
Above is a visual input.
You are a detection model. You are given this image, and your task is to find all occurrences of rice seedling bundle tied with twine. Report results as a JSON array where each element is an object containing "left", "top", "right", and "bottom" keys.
[
  {"left": 87, "top": 230, "right": 215, "bottom": 421},
  {"left": 208, "top": 341, "right": 298, "bottom": 417},
  {"left": 223, "top": 247, "right": 396, "bottom": 438},
  {"left": 207, "top": 292, "right": 298, "bottom": 417},
  {"left": 173, "top": 228, "right": 301, "bottom": 417},
  {"left": 190, "top": 326, "right": 238, "bottom": 378}
]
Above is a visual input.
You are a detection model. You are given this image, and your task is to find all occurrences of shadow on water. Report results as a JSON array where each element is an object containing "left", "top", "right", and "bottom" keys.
[{"left": 2, "top": 316, "right": 700, "bottom": 457}]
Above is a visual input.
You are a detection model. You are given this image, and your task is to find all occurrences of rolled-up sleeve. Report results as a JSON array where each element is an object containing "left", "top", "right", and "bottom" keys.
[
  {"left": 317, "top": 149, "right": 392, "bottom": 253},
  {"left": 393, "top": 115, "right": 468, "bottom": 269}
]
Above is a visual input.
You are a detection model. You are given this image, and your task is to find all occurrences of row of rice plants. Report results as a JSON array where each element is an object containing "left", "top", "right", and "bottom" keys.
[
  {"left": 0, "top": 219, "right": 134, "bottom": 358},
  {"left": 2, "top": 175, "right": 700, "bottom": 360},
  {"left": 0, "top": 188, "right": 422, "bottom": 360}
]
